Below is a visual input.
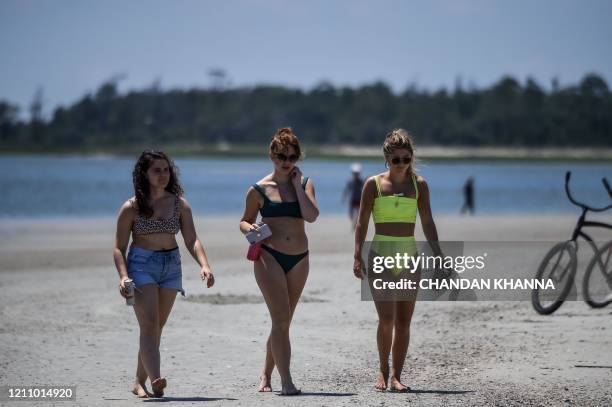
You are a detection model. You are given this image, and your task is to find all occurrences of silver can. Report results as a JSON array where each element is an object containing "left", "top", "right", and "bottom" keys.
[{"left": 124, "top": 279, "right": 135, "bottom": 306}]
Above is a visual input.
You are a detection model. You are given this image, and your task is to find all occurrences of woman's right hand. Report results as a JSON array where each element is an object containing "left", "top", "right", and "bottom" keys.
[
  {"left": 246, "top": 223, "right": 261, "bottom": 234},
  {"left": 118, "top": 276, "right": 133, "bottom": 299},
  {"left": 353, "top": 256, "right": 364, "bottom": 279}
]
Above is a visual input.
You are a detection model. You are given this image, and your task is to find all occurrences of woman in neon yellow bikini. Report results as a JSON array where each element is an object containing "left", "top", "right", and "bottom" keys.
[{"left": 353, "top": 129, "right": 442, "bottom": 392}]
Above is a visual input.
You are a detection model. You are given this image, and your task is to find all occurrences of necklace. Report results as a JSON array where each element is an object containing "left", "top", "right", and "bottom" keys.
[{"left": 393, "top": 193, "right": 404, "bottom": 207}]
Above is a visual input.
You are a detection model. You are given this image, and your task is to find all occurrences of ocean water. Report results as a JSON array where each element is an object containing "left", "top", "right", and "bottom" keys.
[{"left": 1, "top": 155, "right": 610, "bottom": 218}]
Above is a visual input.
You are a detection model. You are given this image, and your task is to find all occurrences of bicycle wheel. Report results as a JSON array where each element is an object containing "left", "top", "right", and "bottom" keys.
[
  {"left": 583, "top": 240, "right": 612, "bottom": 308},
  {"left": 531, "top": 241, "right": 577, "bottom": 315}
]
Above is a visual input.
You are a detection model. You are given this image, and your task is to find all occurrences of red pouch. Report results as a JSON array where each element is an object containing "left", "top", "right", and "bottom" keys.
[{"left": 247, "top": 243, "right": 262, "bottom": 261}]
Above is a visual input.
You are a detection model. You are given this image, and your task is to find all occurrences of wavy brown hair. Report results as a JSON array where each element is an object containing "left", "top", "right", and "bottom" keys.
[
  {"left": 269, "top": 127, "right": 302, "bottom": 159},
  {"left": 132, "top": 150, "right": 183, "bottom": 217}
]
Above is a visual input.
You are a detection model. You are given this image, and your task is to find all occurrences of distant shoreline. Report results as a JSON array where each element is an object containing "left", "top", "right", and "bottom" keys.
[{"left": 2, "top": 144, "right": 612, "bottom": 162}]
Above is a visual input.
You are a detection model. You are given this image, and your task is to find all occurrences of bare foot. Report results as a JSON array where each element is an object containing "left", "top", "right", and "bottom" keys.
[
  {"left": 258, "top": 374, "right": 272, "bottom": 392},
  {"left": 281, "top": 380, "right": 302, "bottom": 396},
  {"left": 375, "top": 370, "right": 389, "bottom": 391},
  {"left": 131, "top": 381, "right": 150, "bottom": 398},
  {"left": 280, "top": 382, "right": 301, "bottom": 396},
  {"left": 389, "top": 376, "right": 410, "bottom": 393},
  {"left": 151, "top": 377, "right": 167, "bottom": 398}
]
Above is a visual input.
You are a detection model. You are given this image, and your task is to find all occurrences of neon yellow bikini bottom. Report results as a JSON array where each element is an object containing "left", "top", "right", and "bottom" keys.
[{"left": 370, "top": 234, "right": 418, "bottom": 276}]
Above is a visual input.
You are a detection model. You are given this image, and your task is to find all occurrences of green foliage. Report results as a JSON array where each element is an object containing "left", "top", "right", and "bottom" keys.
[
  {"left": 2, "top": 74, "right": 611, "bottom": 149},
  {"left": 0, "top": 101, "right": 21, "bottom": 144}
]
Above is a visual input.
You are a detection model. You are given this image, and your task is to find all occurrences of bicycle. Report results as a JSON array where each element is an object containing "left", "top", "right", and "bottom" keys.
[{"left": 531, "top": 171, "right": 612, "bottom": 315}]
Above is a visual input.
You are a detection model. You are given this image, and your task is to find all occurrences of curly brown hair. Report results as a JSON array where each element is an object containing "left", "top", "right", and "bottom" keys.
[
  {"left": 132, "top": 150, "right": 183, "bottom": 217},
  {"left": 269, "top": 127, "right": 302, "bottom": 159}
]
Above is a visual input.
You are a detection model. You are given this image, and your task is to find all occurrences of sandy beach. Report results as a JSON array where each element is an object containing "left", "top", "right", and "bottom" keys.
[{"left": 1, "top": 214, "right": 611, "bottom": 406}]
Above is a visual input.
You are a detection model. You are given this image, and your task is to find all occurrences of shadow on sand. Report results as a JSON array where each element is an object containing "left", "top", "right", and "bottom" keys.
[
  {"left": 409, "top": 388, "right": 474, "bottom": 395},
  {"left": 275, "top": 392, "right": 356, "bottom": 397},
  {"left": 574, "top": 365, "right": 612, "bottom": 369},
  {"left": 143, "top": 396, "right": 238, "bottom": 402}
]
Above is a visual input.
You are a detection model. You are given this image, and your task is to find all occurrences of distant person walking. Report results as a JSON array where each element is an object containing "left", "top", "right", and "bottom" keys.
[
  {"left": 461, "top": 176, "right": 475, "bottom": 215},
  {"left": 343, "top": 163, "right": 364, "bottom": 230},
  {"left": 239, "top": 128, "right": 319, "bottom": 395},
  {"left": 353, "top": 129, "right": 443, "bottom": 392},
  {"left": 113, "top": 150, "right": 214, "bottom": 398}
]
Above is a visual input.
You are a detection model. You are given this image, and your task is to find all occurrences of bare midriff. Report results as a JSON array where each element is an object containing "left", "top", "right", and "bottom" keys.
[
  {"left": 374, "top": 222, "right": 416, "bottom": 237},
  {"left": 132, "top": 234, "right": 178, "bottom": 251},
  {"left": 262, "top": 216, "right": 308, "bottom": 254}
]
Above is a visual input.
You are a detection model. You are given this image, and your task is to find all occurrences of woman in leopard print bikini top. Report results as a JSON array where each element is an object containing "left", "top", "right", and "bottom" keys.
[
  {"left": 113, "top": 150, "right": 215, "bottom": 398},
  {"left": 132, "top": 195, "right": 181, "bottom": 235}
]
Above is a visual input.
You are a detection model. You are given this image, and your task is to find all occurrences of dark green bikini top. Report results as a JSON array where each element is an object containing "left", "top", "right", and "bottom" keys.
[{"left": 253, "top": 177, "right": 309, "bottom": 218}]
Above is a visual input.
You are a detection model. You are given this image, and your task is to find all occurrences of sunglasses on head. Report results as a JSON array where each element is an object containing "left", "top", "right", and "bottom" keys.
[
  {"left": 275, "top": 153, "right": 299, "bottom": 163},
  {"left": 389, "top": 156, "right": 411, "bottom": 165}
]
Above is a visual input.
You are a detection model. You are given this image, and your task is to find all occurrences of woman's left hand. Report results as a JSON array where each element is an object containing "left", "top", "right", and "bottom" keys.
[
  {"left": 200, "top": 267, "right": 215, "bottom": 288},
  {"left": 291, "top": 166, "right": 303, "bottom": 188}
]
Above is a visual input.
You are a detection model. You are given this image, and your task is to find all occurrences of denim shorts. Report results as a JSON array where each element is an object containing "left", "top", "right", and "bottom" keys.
[{"left": 127, "top": 246, "right": 185, "bottom": 296}]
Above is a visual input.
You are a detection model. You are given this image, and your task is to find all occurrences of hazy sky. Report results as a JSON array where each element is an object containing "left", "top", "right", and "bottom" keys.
[{"left": 1, "top": 0, "right": 611, "bottom": 116}]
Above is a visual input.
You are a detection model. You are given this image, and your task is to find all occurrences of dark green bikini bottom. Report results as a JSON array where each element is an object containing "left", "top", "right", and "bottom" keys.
[{"left": 261, "top": 244, "right": 309, "bottom": 273}]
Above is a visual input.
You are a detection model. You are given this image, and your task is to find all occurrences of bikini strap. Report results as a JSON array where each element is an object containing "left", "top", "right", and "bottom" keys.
[
  {"left": 301, "top": 176, "right": 309, "bottom": 189},
  {"left": 252, "top": 184, "right": 269, "bottom": 201},
  {"left": 374, "top": 176, "right": 382, "bottom": 197},
  {"left": 411, "top": 174, "right": 419, "bottom": 200}
]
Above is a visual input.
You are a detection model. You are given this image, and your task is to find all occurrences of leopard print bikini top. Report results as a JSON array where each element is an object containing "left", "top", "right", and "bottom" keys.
[{"left": 132, "top": 196, "right": 181, "bottom": 235}]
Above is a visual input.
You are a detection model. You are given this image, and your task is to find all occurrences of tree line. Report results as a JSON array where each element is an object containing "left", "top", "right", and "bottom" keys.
[{"left": 1, "top": 73, "right": 611, "bottom": 150}]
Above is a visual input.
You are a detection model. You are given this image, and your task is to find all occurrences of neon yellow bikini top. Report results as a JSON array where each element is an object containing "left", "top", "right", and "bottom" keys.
[{"left": 372, "top": 174, "right": 419, "bottom": 224}]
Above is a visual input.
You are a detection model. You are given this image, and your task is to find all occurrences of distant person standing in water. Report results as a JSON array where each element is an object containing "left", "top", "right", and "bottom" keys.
[
  {"left": 343, "top": 163, "right": 364, "bottom": 230},
  {"left": 461, "top": 176, "right": 475, "bottom": 215}
]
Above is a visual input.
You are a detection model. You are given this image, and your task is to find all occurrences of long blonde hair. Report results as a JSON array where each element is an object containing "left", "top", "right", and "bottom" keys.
[{"left": 383, "top": 128, "right": 417, "bottom": 175}]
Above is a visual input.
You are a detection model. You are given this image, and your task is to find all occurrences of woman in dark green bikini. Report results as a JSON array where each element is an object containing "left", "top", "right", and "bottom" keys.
[
  {"left": 353, "top": 129, "right": 442, "bottom": 392},
  {"left": 239, "top": 127, "right": 319, "bottom": 395}
]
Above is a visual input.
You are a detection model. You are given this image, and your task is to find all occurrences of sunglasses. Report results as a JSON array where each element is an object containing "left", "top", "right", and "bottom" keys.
[
  {"left": 275, "top": 153, "right": 299, "bottom": 163},
  {"left": 389, "top": 156, "right": 411, "bottom": 165}
]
